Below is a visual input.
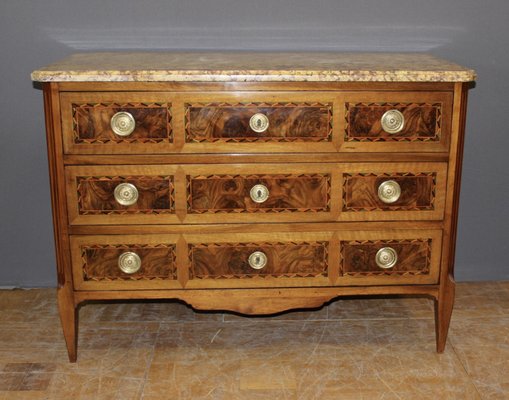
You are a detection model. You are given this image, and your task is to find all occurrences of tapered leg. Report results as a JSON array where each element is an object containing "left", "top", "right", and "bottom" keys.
[
  {"left": 435, "top": 274, "right": 456, "bottom": 353},
  {"left": 57, "top": 286, "right": 78, "bottom": 362}
]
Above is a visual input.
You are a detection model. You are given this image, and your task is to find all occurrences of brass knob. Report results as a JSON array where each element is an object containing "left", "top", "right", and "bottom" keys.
[
  {"left": 378, "top": 180, "right": 401, "bottom": 204},
  {"left": 118, "top": 251, "right": 142, "bottom": 274},
  {"left": 248, "top": 251, "right": 268, "bottom": 270},
  {"left": 375, "top": 247, "right": 398, "bottom": 269},
  {"left": 111, "top": 111, "right": 136, "bottom": 136},
  {"left": 250, "top": 184, "right": 269, "bottom": 203},
  {"left": 249, "top": 113, "right": 269, "bottom": 133},
  {"left": 381, "top": 109, "right": 405, "bottom": 134},
  {"left": 114, "top": 183, "right": 139, "bottom": 206}
]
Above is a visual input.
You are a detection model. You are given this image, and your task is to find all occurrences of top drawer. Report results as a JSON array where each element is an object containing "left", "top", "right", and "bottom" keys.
[{"left": 60, "top": 91, "right": 452, "bottom": 154}]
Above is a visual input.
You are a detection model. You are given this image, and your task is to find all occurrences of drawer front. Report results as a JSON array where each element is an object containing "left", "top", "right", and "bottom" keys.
[
  {"left": 181, "top": 93, "right": 336, "bottom": 153},
  {"left": 182, "top": 164, "right": 334, "bottom": 224},
  {"left": 71, "top": 235, "right": 180, "bottom": 290},
  {"left": 184, "top": 232, "right": 332, "bottom": 289},
  {"left": 186, "top": 103, "right": 331, "bottom": 142},
  {"left": 66, "top": 166, "right": 179, "bottom": 225},
  {"left": 340, "top": 92, "right": 452, "bottom": 152},
  {"left": 188, "top": 174, "right": 329, "bottom": 214},
  {"left": 61, "top": 93, "right": 175, "bottom": 154},
  {"left": 339, "top": 162, "right": 447, "bottom": 221},
  {"left": 337, "top": 230, "right": 442, "bottom": 285}
]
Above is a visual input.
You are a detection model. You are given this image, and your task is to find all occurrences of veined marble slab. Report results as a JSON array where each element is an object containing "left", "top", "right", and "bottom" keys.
[{"left": 31, "top": 52, "right": 476, "bottom": 82}]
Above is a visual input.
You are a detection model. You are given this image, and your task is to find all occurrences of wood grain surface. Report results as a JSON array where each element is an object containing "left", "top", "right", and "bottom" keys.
[
  {"left": 73, "top": 103, "right": 171, "bottom": 143},
  {"left": 341, "top": 239, "right": 431, "bottom": 276},
  {"left": 346, "top": 103, "right": 440, "bottom": 141},
  {"left": 82, "top": 244, "right": 176, "bottom": 281},
  {"left": 343, "top": 172, "right": 436, "bottom": 211},
  {"left": 188, "top": 173, "right": 330, "bottom": 213},
  {"left": 77, "top": 176, "right": 174, "bottom": 214},
  {"left": 189, "top": 241, "right": 328, "bottom": 279},
  {"left": 186, "top": 103, "right": 332, "bottom": 142}
]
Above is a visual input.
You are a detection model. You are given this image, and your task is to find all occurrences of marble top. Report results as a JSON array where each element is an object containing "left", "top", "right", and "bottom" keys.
[{"left": 31, "top": 52, "right": 476, "bottom": 83}]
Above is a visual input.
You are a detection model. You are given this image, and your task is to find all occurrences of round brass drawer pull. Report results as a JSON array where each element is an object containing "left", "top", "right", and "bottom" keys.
[
  {"left": 111, "top": 111, "right": 136, "bottom": 137},
  {"left": 250, "top": 184, "right": 269, "bottom": 203},
  {"left": 114, "top": 183, "right": 139, "bottom": 206},
  {"left": 248, "top": 251, "right": 268, "bottom": 270},
  {"left": 377, "top": 180, "right": 401, "bottom": 204},
  {"left": 118, "top": 251, "right": 142, "bottom": 274},
  {"left": 249, "top": 113, "right": 269, "bottom": 133},
  {"left": 381, "top": 109, "right": 405, "bottom": 134},
  {"left": 375, "top": 247, "right": 398, "bottom": 269}
]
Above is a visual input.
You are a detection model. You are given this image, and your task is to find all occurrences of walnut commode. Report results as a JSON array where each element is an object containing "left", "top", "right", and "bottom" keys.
[{"left": 32, "top": 52, "right": 476, "bottom": 362}]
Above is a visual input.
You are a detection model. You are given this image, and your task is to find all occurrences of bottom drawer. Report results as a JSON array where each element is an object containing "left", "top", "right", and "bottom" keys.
[
  {"left": 70, "top": 229, "right": 442, "bottom": 290},
  {"left": 70, "top": 235, "right": 180, "bottom": 290}
]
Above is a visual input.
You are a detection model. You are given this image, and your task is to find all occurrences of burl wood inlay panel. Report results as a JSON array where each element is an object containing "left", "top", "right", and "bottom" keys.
[
  {"left": 340, "top": 239, "right": 431, "bottom": 276},
  {"left": 187, "top": 174, "right": 330, "bottom": 213},
  {"left": 82, "top": 244, "right": 176, "bottom": 281},
  {"left": 77, "top": 176, "right": 174, "bottom": 215},
  {"left": 343, "top": 172, "right": 436, "bottom": 212},
  {"left": 186, "top": 102, "right": 332, "bottom": 142},
  {"left": 189, "top": 241, "right": 328, "bottom": 279},
  {"left": 345, "top": 103, "right": 441, "bottom": 142},
  {"left": 73, "top": 102, "right": 172, "bottom": 144}
]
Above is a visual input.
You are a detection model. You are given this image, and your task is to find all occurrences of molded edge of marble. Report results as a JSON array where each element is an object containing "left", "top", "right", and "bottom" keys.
[{"left": 31, "top": 69, "right": 476, "bottom": 82}]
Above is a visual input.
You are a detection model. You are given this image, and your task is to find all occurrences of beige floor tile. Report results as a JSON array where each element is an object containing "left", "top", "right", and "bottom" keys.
[
  {"left": 327, "top": 296, "right": 434, "bottom": 320},
  {"left": 80, "top": 300, "right": 222, "bottom": 323},
  {"left": 223, "top": 305, "right": 328, "bottom": 322},
  {"left": 450, "top": 316, "right": 509, "bottom": 399},
  {"left": 453, "top": 282, "right": 509, "bottom": 319}
]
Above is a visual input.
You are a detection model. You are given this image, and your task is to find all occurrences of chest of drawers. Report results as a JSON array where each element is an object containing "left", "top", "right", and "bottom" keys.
[{"left": 32, "top": 52, "right": 475, "bottom": 361}]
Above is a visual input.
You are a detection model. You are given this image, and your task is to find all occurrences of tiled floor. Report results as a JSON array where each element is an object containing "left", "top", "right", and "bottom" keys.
[{"left": 0, "top": 282, "right": 508, "bottom": 399}]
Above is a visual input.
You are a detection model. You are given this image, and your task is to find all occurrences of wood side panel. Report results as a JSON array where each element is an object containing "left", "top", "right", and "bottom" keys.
[
  {"left": 436, "top": 82, "right": 472, "bottom": 352},
  {"left": 186, "top": 103, "right": 332, "bottom": 142},
  {"left": 188, "top": 174, "right": 329, "bottom": 213},
  {"left": 44, "top": 83, "right": 78, "bottom": 362},
  {"left": 189, "top": 241, "right": 328, "bottom": 279}
]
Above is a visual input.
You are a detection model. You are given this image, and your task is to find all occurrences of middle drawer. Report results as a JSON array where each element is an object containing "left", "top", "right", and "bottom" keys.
[{"left": 65, "top": 162, "right": 446, "bottom": 225}]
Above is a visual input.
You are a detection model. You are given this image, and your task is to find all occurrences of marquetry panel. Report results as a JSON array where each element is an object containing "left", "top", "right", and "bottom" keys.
[
  {"left": 346, "top": 102, "right": 441, "bottom": 142},
  {"left": 335, "top": 229, "right": 442, "bottom": 285},
  {"left": 82, "top": 244, "right": 176, "bottom": 281},
  {"left": 60, "top": 92, "right": 178, "bottom": 154},
  {"left": 343, "top": 172, "right": 436, "bottom": 211},
  {"left": 186, "top": 102, "right": 332, "bottom": 142},
  {"left": 66, "top": 165, "right": 180, "bottom": 225},
  {"left": 189, "top": 241, "right": 328, "bottom": 279},
  {"left": 70, "top": 234, "right": 181, "bottom": 290},
  {"left": 187, "top": 173, "right": 330, "bottom": 214},
  {"left": 72, "top": 102, "right": 172, "bottom": 144},
  {"left": 338, "top": 91, "right": 453, "bottom": 152},
  {"left": 341, "top": 239, "right": 431, "bottom": 276},
  {"left": 77, "top": 175, "right": 174, "bottom": 215},
  {"left": 337, "top": 162, "right": 447, "bottom": 221}
]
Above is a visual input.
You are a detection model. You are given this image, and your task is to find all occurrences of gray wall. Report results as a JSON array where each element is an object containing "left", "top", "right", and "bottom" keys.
[{"left": 0, "top": 1, "right": 507, "bottom": 287}]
